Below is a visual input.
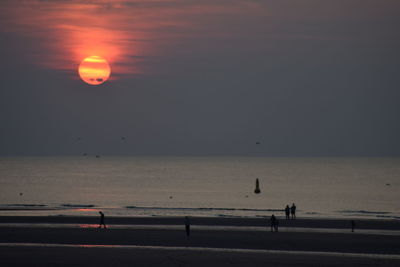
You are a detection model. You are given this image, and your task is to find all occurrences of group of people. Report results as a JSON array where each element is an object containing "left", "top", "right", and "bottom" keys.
[
  {"left": 98, "top": 204, "right": 358, "bottom": 235},
  {"left": 98, "top": 204, "right": 298, "bottom": 234},
  {"left": 270, "top": 203, "right": 297, "bottom": 232},
  {"left": 285, "top": 203, "right": 296, "bottom": 220}
]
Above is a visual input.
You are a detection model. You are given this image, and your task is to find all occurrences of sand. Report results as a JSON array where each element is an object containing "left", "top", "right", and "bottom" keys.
[
  {"left": 1, "top": 215, "right": 400, "bottom": 229},
  {"left": 0, "top": 216, "right": 399, "bottom": 266}
]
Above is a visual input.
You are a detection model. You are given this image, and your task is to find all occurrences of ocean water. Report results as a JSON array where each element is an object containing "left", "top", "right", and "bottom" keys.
[{"left": 0, "top": 157, "right": 399, "bottom": 219}]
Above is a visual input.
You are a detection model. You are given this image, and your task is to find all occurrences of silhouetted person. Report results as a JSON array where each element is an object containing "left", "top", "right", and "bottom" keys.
[
  {"left": 285, "top": 205, "right": 290, "bottom": 220},
  {"left": 270, "top": 214, "right": 278, "bottom": 232},
  {"left": 98, "top": 211, "right": 107, "bottom": 229},
  {"left": 351, "top": 220, "right": 355, "bottom": 232},
  {"left": 291, "top": 203, "right": 296, "bottom": 219},
  {"left": 185, "top": 216, "right": 191, "bottom": 237}
]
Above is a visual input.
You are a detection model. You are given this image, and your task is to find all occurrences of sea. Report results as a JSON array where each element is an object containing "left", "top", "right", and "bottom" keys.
[{"left": 0, "top": 157, "right": 399, "bottom": 219}]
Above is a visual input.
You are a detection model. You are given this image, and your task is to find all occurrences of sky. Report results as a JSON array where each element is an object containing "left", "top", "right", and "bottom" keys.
[{"left": 0, "top": 0, "right": 399, "bottom": 156}]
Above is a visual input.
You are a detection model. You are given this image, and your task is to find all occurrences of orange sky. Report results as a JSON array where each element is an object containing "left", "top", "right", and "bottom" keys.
[
  {"left": 0, "top": 0, "right": 267, "bottom": 79},
  {"left": 1, "top": 0, "right": 400, "bottom": 155}
]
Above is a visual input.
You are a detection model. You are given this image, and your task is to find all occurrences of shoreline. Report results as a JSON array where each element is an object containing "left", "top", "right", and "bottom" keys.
[
  {"left": 1, "top": 205, "right": 399, "bottom": 220},
  {"left": 1, "top": 215, "right": 399, "bottom": 266}
]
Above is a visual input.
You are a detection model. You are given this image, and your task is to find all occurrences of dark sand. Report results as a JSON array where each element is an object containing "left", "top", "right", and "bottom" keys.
[
  {"left": 1, "top": 215, "right": 400, "bottom": 229},
  {"left": 2, "top": 246, "right": 399, "bottom": 267},
  {"left": 0, "top": 216, "right": 399, "bottom": 266}
]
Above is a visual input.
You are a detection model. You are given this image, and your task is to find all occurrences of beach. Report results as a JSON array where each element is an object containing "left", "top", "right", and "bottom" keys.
[
  {"left": 1, "top": 158, "right": 399, "bottom": 266},
  {"left": 1, "top": 216, "right": 399, "bottom": 266}
]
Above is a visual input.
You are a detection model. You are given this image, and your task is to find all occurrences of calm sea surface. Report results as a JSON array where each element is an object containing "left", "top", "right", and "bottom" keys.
[{"left": 0, "top": 157, "right": 399, "bottom": 219}]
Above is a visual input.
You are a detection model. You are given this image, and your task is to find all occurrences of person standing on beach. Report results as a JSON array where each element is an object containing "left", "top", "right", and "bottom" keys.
[
  {"left": 270, "top": 214, "right": 277, "bottom": 232},
  {"left": 291, "top": 203, "right": 296, "bottom": 219},
  {"left": 98, "top": 211, "right": 107, "bottom": 229},
  {"left": 185, "top": 216, "right": 191, "bottom": 237},
  {"left": 351, "top": 220, "right": 355, "bottom": 232},
  {"left": 285, "top": 205, "right": 290, "bottom": 220}
]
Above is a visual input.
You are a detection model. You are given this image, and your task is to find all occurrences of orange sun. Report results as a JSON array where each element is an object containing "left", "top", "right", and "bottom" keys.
[{"left": 78, "top": 56, "right": 111, "bottom": 85}]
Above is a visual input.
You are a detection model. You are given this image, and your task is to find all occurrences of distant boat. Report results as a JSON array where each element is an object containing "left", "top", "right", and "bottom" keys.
[
  {"left": 254, "top": 178, "right": 261, "bottom": 194},
  {"left": 95, "top": 155, "right": 101, "bottom": 158}
]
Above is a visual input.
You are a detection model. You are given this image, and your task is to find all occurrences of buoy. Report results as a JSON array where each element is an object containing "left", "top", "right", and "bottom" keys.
[{"left": 254, "top": 178, "right": 261, "bottom": 194}]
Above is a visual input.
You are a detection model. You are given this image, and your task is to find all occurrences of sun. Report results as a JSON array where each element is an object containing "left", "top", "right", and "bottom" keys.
[{"left": 78, "top": 56, "right": 111, "bottom": 85}]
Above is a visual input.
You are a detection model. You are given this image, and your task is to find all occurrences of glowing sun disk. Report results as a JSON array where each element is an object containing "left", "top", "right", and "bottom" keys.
[{"left": 78, "top": 56, "right": 111, "bottom": 85}]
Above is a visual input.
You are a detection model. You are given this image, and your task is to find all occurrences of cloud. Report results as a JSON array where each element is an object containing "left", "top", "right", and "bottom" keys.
[{"left": 0, "top": 0, "right": 270, "bottom": 77}]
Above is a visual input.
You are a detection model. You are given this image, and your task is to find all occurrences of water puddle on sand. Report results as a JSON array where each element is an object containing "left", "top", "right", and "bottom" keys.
[{"left": 0, "top": 242, "right": 399, "bottom": 260}]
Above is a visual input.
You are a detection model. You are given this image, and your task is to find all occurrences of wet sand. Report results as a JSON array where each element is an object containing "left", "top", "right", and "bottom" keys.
[
  {"left": 1, "top": 215, "right": 400, "bottom": 229},
  {"left": 1, "top": 245, "right": 399, "bottom": 267},
  {"left": 0, "top": 216, "right": 399, "bottom": 266}
]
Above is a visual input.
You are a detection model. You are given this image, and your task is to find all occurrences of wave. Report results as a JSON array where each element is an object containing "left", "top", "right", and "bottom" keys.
[
  {"left": 0, "top": 204, "right": 50, "bottom": 210},
  {"left": 337, "top": 210, "right": 391, "bottom": 215},
  {"left": 0, "top": 204, "right": 47, "bottom": 207},
  {"left": 376, "top": 215, "right": 400, "bottom": 219},
  {"left": 216, "top": 214, "right": 244, "bottom": 218},
  {"left": 61, "top": 204, "right": 96, "bottom": 208},
  {"left": 125, "top": 206, "right": 283, "bottom": 212}
]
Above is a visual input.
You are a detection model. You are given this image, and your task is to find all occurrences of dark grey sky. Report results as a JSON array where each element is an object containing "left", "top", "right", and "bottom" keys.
[{"left": 1, "top": 0, "right": 400, "bottom": 156}]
